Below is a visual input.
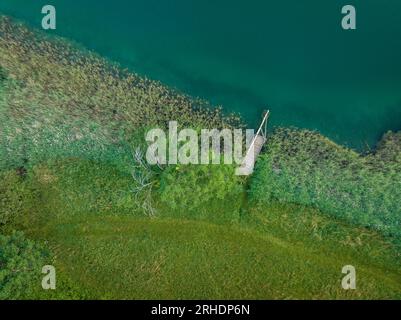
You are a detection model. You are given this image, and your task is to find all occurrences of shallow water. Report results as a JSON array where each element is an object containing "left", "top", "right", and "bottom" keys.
[{"left": 1, "top": 0, "right": 401, "bottom": 149}]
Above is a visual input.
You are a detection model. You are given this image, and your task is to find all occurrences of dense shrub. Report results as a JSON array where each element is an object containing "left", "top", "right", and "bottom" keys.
[
  {"left": 0, "top": 171, "right": 38, "bottom": 231},
  {"left": 0, "top": 231, "right": 48, "bottom": 299},
  {"left": 159, "top": 164, "right": 243, "bottom": 220},
  {"left": 250, "top": 128, "right": 401, "bottom": 243}
]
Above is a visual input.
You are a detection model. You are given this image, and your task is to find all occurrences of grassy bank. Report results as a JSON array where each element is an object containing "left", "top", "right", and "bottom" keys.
[{"left": 1, "top": 159, "right": 400, "bottom": 299}]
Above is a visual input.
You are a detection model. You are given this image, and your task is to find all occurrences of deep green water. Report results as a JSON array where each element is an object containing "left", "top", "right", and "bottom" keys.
[{"left": 1, "top": 0, "right": 401, "bottom": 149}]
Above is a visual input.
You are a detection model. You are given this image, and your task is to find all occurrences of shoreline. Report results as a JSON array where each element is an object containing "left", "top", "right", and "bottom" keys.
[
  {"left": 0, "top": 13, "right": 400, "bottom": 161},
  {"left": 0, "top": 13, "right": 400, "bottom": 153}
]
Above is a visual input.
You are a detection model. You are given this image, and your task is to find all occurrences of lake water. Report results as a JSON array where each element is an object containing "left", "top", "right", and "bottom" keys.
[{"left": 1, "top": 0, "right": 401, "bottom": 149}]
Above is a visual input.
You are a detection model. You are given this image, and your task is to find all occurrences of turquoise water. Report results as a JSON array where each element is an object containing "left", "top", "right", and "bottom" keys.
[{"left": 1, "top": 0, "right": 401, "bottom": 149}]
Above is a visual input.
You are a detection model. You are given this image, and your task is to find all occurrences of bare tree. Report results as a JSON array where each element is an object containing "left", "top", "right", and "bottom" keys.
[{"left": 130, "top": 147, "right": 158, "bottom": 216}]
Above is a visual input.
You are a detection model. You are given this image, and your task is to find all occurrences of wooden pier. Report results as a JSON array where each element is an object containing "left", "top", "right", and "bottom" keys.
[{"left": 236, "top": 110, "right": 270, "bottom": 176}]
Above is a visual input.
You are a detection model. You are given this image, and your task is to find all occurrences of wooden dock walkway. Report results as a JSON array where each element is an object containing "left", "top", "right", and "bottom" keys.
[{"left": 236, "top": 110, "right": 270, "bottom": 176}]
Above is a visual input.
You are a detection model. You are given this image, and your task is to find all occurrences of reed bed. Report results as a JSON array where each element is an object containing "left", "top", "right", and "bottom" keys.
[{"left": 250, "top": 128, "right": 401, "bottom": 245}]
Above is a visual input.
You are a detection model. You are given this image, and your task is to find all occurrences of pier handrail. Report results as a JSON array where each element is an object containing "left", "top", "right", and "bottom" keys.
[{"left": 243, "top": 110, "right": 270, "bottom": 159}]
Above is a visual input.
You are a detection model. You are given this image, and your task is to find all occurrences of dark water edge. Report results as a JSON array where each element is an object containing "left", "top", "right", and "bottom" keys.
[{"left": 1, "top": 1, "right": 401, "bottom": 151}]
